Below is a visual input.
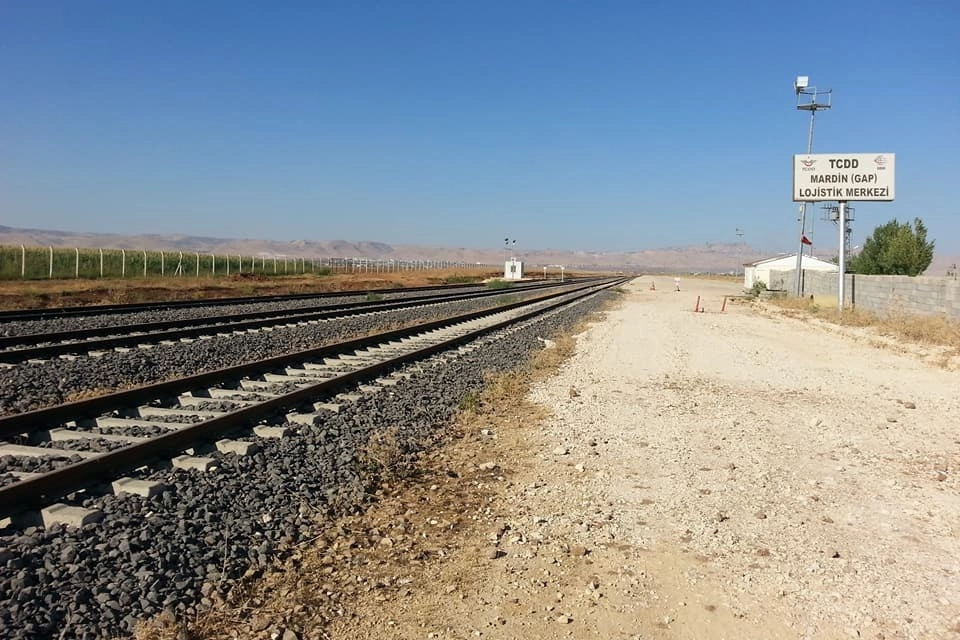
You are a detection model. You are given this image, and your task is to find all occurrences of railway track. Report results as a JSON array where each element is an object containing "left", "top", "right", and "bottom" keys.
[
  {"left": 0, "top": 278, "right": 626, "bottom": 523},
  {"left": 0, "top": 281, "right": 484, "bottom": 322},
  {"left": 0, "top": 280, "right": 574, "bottom": 364},
  {"left": 0, "top": 277, "right": 594, "bottom": 323}
]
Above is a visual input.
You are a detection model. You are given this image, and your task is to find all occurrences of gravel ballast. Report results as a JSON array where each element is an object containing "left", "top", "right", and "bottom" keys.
[
  {"left": 0, "top": 282, "right": 554, "bottom": 338},
  {"left": 0, "top": 290, "right": 615, "bottom": 640},
  {"left": 0, "top": 289, "right": 552, "bottom": 415}
]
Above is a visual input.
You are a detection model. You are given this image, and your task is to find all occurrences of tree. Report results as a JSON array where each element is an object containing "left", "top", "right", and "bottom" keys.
[{"left": 847, "top": 218, "right": 934, "bottom": 276}]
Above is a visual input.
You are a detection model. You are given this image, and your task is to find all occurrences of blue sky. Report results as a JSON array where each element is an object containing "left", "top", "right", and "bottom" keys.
[{"left": 1, "top": 1, "right": 958, "bottom": 254}]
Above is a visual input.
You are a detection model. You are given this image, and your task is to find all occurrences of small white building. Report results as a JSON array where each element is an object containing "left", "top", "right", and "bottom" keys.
[
  {"left": 744, "top": 254, "right": 837, "bottom": 290},
  {"left": 504, "top": 258, "right": 524, "bottom": 280}
]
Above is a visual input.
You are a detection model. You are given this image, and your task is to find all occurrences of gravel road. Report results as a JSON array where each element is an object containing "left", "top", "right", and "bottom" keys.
[{"left": 333, "top": 277, "right": 960, "bottom": 640}]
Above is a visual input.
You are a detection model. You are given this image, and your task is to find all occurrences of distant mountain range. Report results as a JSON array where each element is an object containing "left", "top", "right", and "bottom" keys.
[{"left": 0, "top": 225, "right": 956, "bottom": 275}]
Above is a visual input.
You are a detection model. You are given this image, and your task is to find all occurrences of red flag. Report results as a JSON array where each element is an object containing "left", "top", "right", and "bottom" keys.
[{"left": 801, "top": 235, "right": 812, "bottom": 245}]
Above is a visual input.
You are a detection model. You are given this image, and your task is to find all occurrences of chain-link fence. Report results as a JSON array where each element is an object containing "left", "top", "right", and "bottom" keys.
[{"left": 0, "top": 245, "right": 488, "bottom": 280}]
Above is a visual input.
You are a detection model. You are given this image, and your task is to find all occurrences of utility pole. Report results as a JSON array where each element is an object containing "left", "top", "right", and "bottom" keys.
[
  {"left": 735, "top": 228, "right": 744, "bottom": 276},
  {"left": 793, "top": 76, "right": 831, "bottom": 296}
]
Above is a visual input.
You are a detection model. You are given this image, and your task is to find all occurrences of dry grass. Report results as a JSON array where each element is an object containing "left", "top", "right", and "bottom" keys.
[
  {"left": 767, "top": 296, "right": 960, "bottom": 353},
  {"left": 0, "top": 271, "right": 482, "bottom": 311}
]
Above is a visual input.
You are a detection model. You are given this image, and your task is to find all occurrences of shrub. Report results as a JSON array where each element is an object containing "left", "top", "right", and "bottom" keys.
[{"left": 444, "top": 275, "right": 478, "bottom": 284}]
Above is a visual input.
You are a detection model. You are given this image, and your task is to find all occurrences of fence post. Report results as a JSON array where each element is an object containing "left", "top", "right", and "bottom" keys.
[
  {"left": 122, "top": 249, "right": 126, "bottom": 278},
  {"left": 143, "top": 250, "right": 147, "bottom": 278},
  {"left": 178, "top": 252, "right": 183, "bottom": 277},
  {"left": 75, "top": 248, "right": 79, "bottom": 278},
  {"left": 226, "top": 255, "right": 230, "bottom": 276},
  {"left": 100, "top": 248, "right": 104, "bottom": 278},
  {"left": 160, "top": 251, "right": 165, "bottom": 277},
  {"left": 20, "top": 245, "right": 25, "bottom": 278},
  {"left": 196, "top": 253, "right": 200, "bottom": 277},
  {"left": 274, "top": 257, "right": 277, "bottom": 274},
  {"left": 49, "top": 247, "right": 53, "bottom": 278},
  {"left": 211, "top": 254, "right": 215, "bottom": 276}
]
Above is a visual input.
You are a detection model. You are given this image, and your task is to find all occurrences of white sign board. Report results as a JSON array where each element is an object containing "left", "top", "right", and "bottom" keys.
[{"left": 793, "top": 153, "right": 895, "bottom": 202}]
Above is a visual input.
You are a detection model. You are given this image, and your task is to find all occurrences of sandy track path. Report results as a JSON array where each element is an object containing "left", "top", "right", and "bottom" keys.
[{"left": 331, "top": 277, "right": 960, "bottom": 640}]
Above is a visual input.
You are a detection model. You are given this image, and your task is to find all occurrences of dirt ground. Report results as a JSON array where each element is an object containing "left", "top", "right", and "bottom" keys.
[{"left": 168, "top": 276, "right": 960, "bottom": 640}]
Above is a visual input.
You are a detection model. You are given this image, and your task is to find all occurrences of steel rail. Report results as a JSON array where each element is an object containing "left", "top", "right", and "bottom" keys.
[
  {"left": 0, "top": 278, "right": 626, "bottom": 516},
  {"left": 0, "top": 282, "right": 577, "bottom": 364},
  {"left": 0, "top": 277, "right": 595, "bottom": 322},
  {"left": 0, "top": 280, "right": 566, "bottom": 351},
  {"left": 0, "top": 281, "right": 486, "bottom": 322},
  {"left": 0, "top": 278, "right": 621, "bottom": 435}
]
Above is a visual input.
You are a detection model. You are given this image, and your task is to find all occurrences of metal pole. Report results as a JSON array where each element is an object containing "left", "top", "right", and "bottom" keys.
[
  {"left": 838, "top": 201, "right": 846, "bottom": 312},
  {"left": 735, "top": 228, "right": 744, "bottom": 276},
  {"left": 804, "top": 107, "right": 816, "bottom": 256},
  {"left": 795, "top": 108, "right": 816, "bottom": 296}
]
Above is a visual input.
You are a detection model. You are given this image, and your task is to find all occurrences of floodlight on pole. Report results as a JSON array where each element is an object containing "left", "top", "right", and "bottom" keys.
[
  {"left": 793, "top": 76, "right": 832, "bottom": 296},
  {"left": 503, "top": 237, "right": 518, "bottom": 271}
]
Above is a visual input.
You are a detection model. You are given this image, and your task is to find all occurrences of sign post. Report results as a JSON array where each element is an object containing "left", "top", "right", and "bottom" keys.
[
  {"left": 793, "top": 153, "right": 895, "bottom": 311},
  {"left": 838, "top": 201, "right": 847, "bottom": 310}
]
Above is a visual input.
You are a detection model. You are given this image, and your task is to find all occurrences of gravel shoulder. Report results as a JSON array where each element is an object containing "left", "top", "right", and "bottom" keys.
[{"left": 330, "top": 277, "right": 960, "bottom": 640}]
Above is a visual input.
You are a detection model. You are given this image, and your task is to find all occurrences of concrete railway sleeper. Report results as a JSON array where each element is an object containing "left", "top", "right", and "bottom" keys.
[{"left": 0, "top": 278, "right": 626, "bottom": 523}]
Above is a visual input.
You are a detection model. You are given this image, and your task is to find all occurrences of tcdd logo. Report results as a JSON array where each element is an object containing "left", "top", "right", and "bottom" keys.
[{"left": 828, "top": 158, "right": 859, "bottom": 169}]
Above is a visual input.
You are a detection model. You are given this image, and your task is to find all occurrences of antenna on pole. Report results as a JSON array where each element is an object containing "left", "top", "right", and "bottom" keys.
[{"left": 794, "top": 75, "right": 832, "bottom": 295}]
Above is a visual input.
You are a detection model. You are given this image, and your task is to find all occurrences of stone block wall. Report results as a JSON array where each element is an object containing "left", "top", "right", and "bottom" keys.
[{"left": 768, "top": 269, "right": 960, "bottom": 319}]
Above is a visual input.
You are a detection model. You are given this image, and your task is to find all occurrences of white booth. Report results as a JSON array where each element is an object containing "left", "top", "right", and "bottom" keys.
[{"left": 504, "top": 258, "right": 524, "bottom": 280}]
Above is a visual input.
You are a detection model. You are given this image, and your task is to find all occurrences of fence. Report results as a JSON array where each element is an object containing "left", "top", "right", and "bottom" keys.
[
  {"left": 0, "top": 245, "right": 489, "bottom": 281},
  {"left": 770, "top": 268, "right": 960, "bottom": 319}
]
